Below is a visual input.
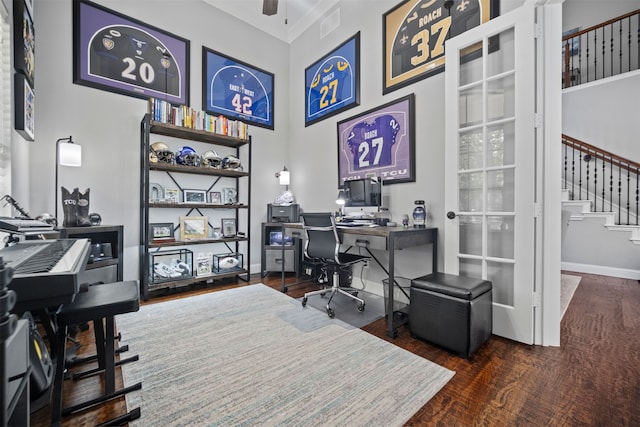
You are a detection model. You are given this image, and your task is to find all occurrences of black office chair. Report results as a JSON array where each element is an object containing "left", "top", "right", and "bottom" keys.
[{"left": 300, "top": 212, "right": 368, "bottom": 318}]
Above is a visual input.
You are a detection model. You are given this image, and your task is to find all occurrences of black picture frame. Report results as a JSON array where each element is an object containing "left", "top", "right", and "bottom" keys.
[
  {"left": 13, "top": 0, "right": 35, "bottom": 87},
  {"left": 202, "top": 47, "right": 274, "bottom": 130},
  {"left": 183, "top": 189, "right": 207, "bottom": 204},
  {"left": 73, "top": 0, "right": 190, "bottom": 105},
  {"left": 336, "top": 94, "right": 415, "bottom": 186},
  {"left": 382, "top": 0, "right": 499, "bottom": 94},
  {"left": 304, "top": 32, "right": 360, "bottom": 127},
  {"left": 149, "top": 222, "right": 174, "bottom": 242},
  {"left": 221, "top": 218, "right": 237, "bottom": 237},
  {"left": 14, "top": 73, "right": 34, "bottom": 141}
]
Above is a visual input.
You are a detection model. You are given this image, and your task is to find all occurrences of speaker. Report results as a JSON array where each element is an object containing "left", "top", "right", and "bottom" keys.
[{"left": 262, "top": 0, "right": 278, "bottom": 16}]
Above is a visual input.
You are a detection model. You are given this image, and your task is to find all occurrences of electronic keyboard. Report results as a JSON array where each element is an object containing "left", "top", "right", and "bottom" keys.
[{"left": 0, "top": 238, "right": 91, "bottom": 312}]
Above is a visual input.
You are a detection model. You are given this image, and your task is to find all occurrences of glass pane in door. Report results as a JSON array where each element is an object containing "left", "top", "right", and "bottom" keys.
[
  {"left": 487, "top": 27, "right": 515, "bottom": 77},
  {"left": 459, "top": 215, "right": 483, "bottom": 256},
  {"left": 487, "top": 260, "right": 514, "bottom": 305}
]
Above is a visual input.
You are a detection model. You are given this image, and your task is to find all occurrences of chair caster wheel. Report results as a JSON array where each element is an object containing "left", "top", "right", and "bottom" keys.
[
  {"left": 357, "top": 303, "right": 365, "bottom": 312},
  {"left": 327, "top": 308, "right": 335, "bottom": 318},
  {"left": 301, "top": 297, "right": 308, "bottom": 307}
]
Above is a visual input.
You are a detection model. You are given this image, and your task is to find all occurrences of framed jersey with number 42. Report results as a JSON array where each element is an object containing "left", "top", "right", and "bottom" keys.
[
  {"left": 202, "top": 47, "right": 274, "bottom": 130},
  {"left": 336, "top": 94, "right": 415, "bottom": 186}
]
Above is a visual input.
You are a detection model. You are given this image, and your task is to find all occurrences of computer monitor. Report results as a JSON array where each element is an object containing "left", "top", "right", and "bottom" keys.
[{"left": 342, "top": 178, "right": 381, "bottom": 216}]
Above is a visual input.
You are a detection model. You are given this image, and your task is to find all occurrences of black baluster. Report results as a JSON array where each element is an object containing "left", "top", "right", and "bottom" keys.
[
  {"left": 609, "top": 158, "right": 614, "bottom": 215},
  {"left": 635, "top": 168, "right": 639, "bottom": 226},
  {"left": 586, "top": 150, "right": 591, "bottom": 209},
  {"left": 578, "top": 145, "right": 583, "bottom": 199},
  {"left": 594, "top": 152, "right": 599, "bottom": 213},
  {"left": 586, "top": 33, "right": 591, "bottom": 83},
  {"left": 571, "top": 145, "right": 576, "bottom": 200},
  {"left": 617, "top": 161, "right": 622, "bottom": 225},
  {"left": 602, "top": 158, "right": 606, "bottom": 212},
  {"left": 563, "top": 142, "right": 567, "bottom": 189},
  {"left": 626, "top": 164, "right": 630, "bottom": 225},
  {"left": 601, "top": 27, "right": 606, "bottom": 79},
  {"left": 610, "top": 23, "right": 614, "bottom": 78}
]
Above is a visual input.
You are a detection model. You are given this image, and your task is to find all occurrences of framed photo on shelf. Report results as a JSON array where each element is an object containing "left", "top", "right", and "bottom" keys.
[
  {"left": 202, "top": 46, "right": 274, "bottom": 129},
  {"left": 196, "top": 252, "right": 212, "bottom": 276},
  {"left": 221, "top": 218, "right": 237, "bottom": 238},
  {"left": 13, "top": 0, "right": 35, "bottom": 86},
  {"left": 14, "top": 73, "right": 34, "bottom": 141},
  {"left": 304, "top": 32, "right": 360, "bottom": 127},
  {"left": 183, "top": 189, "right": 207, "bottom": 204},
  {"left": 149, "top": 222, "right": 174, "bottom": 243},
  {"left": 180, "top": 216, "right": 209, "bottom": 240},
  {"left": 336, "top": 93, "right": 415, "bottom": 186},
  {"left": 209, "top": 191, "right": 222, "bottom": 204},
  {"left": 73, "top": 0, "right": 190, "bottom": 105},
  {"left": 149, "top": 182, "right": 164, "bottom": 202},
  {"left": 382, "top": 0, "right": 498, "bottom": 94},
  {"left": 164, "top": 188, "right": 180, "bottom": 203}
]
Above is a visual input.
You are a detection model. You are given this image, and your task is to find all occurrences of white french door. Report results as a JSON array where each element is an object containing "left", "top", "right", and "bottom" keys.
[{"left": 444, "top": 4, "right": 536, "bottom": 344}]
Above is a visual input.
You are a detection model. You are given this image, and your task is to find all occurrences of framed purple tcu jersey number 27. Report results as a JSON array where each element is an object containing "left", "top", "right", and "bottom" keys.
[{"left": 337, "top": 94, "right": 415, "bottom": 186}]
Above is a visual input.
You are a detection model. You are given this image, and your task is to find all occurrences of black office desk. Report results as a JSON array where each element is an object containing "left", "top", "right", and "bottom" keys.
[{"left": 283, "top": 224, "right": 438, "bottom": 338}]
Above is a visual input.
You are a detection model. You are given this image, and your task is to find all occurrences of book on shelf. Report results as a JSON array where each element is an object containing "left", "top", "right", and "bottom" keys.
[{"left": 147, "top": 97, "right": 249, "bottom": 139}]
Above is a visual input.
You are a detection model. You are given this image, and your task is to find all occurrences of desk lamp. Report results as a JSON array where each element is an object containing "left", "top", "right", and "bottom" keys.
[
  {"left": 55, "top": 136, "right": 82, "bottom": 224},
  {"left": 274, "top": 166, "right": 294, "bottom": 205},
  {"left": 335, "top": 188, "right": 349, "bottom": 216}
]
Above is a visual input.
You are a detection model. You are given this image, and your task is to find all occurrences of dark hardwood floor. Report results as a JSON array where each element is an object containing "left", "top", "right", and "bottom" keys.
[{"left": 30, "top": 272, "right": 639, "bottom": 426}]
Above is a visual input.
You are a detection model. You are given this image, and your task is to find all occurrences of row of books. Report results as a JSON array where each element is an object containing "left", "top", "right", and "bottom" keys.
[{"left": 148, "top": 97, "right": 249, "bottom": 140}]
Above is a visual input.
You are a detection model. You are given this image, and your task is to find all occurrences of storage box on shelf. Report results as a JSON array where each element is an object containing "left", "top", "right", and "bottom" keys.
[
  {"left": 149, "top": 249, "right": 193, "bottom": 285},
  {"left": 212, "top": 252, "right": 243, "bottom": 273},
  {"left": 140, "top": 112, "right": 251, "bottom": 299}
]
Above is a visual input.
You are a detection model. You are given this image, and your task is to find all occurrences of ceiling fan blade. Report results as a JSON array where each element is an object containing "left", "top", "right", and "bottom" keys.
[{"left": 263, "top": 0, "right": 278, "bottom": 16}]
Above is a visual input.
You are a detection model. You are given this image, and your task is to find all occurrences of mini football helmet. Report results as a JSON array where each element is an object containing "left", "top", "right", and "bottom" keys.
[
  {"left": 222, "top": 155, "right": 242, "bottom": 170},
  {"left": 150, "top": 142, "right": 175, "bottom": 164},
  {"left": 201, "top": 150, "right": 222, "bottom": 168},
  {"left": 176, "top": 146, "right": 201, "bottom": 167}
]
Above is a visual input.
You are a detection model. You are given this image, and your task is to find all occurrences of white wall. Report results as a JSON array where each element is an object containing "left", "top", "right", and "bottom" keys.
[
  {"left": 563, "top": 71, "right": 640, "bottom": 161},
  {"left": 29, "top": 0, "right": 290, "bottom": 280}
]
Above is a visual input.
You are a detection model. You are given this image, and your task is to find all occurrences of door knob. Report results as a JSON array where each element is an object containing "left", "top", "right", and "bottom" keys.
[{"left": 446, "top": 211, "right": 457, "bottom": 219}]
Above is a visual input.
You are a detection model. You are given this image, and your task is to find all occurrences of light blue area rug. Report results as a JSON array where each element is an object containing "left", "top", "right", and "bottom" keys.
[{"left": 117, "top": 284, "right": 454, "bottom": 426}]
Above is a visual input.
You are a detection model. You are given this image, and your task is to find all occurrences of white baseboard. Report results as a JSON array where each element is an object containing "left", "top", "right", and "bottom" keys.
[{"left": 561, "top": 262, "right": 640, "bottom": 280}]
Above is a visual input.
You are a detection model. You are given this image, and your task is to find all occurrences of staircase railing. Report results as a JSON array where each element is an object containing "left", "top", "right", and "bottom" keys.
[
  {"left": 562, "top": 135, "right": 639, "bottom": 226},
  {"left": 562, "top": 9, "right": 640, "bottom": 89}
]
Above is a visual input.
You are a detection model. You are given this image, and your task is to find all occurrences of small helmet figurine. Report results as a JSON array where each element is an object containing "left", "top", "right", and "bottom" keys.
[
  {"left": 150, "top": 142, "right": 175, "bottom": 164},
  {"left": 176, "top": 146, "right": 201, "bottom": 167},
  {"left": 222, "top": 155, "right": 242, "bottom": 171},
  {"left": 201, "top": 150, "right": 222, "bottom": 168}
]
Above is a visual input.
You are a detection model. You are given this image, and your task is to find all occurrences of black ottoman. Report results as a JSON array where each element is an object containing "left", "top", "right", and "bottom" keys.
[{"left": 409, "top": 272, "right": 492, "bottom": 359}]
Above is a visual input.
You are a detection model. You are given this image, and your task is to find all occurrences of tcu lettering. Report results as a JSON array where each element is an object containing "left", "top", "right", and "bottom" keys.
[
  {"left": 63, "top": 199, "right": 77, "bottom": 206},
  {"left": 380, "top": 169, "right": 408, "bottom": 177}
]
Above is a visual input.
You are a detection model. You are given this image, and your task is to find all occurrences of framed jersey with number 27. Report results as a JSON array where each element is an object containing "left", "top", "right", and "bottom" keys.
[
  {"left": 305, "top": 32, "right": 360, "bottom": 127},
  {"left": 336, "top": 94, "right": 415, "bottom": 186}
]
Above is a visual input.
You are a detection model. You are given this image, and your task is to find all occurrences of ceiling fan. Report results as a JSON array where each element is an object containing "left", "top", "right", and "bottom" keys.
[{"left": 262, "top": 0, "right": 278, "bottom": 16}]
